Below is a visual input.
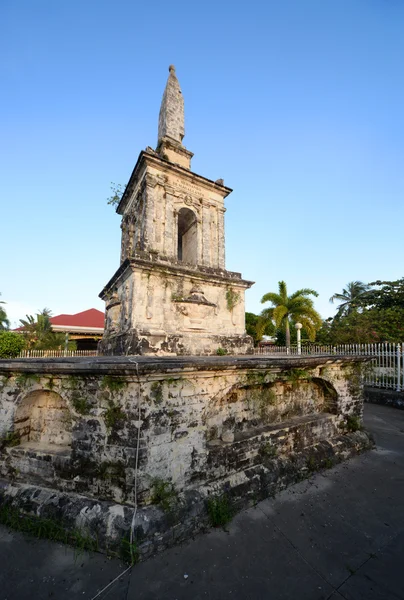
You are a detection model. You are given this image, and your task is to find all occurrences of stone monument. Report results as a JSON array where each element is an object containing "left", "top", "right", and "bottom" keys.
[{"left": 99, "top": 65, "right": 253, "bottom": 355}]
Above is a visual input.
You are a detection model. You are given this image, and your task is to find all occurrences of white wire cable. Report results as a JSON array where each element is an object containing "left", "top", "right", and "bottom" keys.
[
  {"left": 90, "top": 565, "right": 132, "bottom": 600},
  {"left": 91, "top": 359, "right": 141, "bottom": 600},
  {"left": 129, "top": 360, "right": 141, "bottom": 549}
]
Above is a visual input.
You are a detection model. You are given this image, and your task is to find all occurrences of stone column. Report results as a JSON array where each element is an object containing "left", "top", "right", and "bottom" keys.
[
  {"left": 218, "top": 208, "right": 226, "bottom": 269},
  {"left": 210, "top": 207, "right": 218, "bottom": 267},
  {"left": 144, "top": 174, "right": 158, "bottom": 251},
  {"left": 120, "top": 217, "right": 128, "bottom": 263},
  {"left": 202, "top": 206, "right": 211, "bottom": 266},
  {"left": 164, "top": 193, "right": 176, "bottom": 258}
]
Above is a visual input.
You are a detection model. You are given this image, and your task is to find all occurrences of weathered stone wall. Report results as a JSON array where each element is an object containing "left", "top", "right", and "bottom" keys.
[
  {"left": 101, "top": 256, "right": 251, "bottom": 356},
  {"left": 0, "top": 356, "right": 366, "bottom": 507}
]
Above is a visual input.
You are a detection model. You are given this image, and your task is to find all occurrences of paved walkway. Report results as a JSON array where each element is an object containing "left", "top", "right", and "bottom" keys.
[{"left": 1, "top": 403, "right": 404, "bottom": 600}]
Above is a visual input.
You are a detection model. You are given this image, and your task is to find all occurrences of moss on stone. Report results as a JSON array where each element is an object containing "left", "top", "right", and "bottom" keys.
[
  {"left": 101, "top": 375, "right": 127, "bottom": 392},
  {"left": 150, "top": 382, "right": 163, "bottom": 404},
  {"left": 0, "top": 431, "right": 20, "bottom": 449},
  {"left": 104, "top": 401, "right": 127, "bottom": 429},
  {"left": 71, "top": 393, "right": 91, "bottom": 415},
  {"left": 98, "top": 461, "right": 126, "bottom": 485},
  {"left": 15, "top": 373, "right": 40, "bottom": 388}
]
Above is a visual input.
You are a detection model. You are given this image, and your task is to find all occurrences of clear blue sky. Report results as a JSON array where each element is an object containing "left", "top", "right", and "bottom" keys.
[{"left": 1, "top": 0, "right": 403, "bottom": 327}]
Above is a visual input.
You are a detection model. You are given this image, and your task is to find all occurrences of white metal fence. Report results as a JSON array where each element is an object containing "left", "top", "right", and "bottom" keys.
[
  {"left": 17, "top": 350, "right": 98, "bottom": 358},
  {"left": 13, "top": 344, "right": 404, "bottom": 392},
  {"left": 254, "top": 343, "right": 404, "bottom": 392}
]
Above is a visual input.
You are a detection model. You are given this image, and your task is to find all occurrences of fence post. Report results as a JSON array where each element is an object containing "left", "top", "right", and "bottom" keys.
[{"left": 397, "top": 344, "right": 401, "bottom": 393}]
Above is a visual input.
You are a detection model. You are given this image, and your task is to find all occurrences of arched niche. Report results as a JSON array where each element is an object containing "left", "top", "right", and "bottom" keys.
[
  {"left": 177, "top": 207, "right": 198, "bottom": 264},
  {"left": 14, "top": 390, "right": 72, "bottom": 448},
  {"left": 204, "top": 376, "right": 339, "bottom": 441}
]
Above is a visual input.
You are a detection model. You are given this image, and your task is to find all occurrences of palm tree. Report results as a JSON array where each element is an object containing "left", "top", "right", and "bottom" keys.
[
  {"left": 0, "top": 293, "right": 9, "bottom": 330},
  {"left": 261, "top": 281, "right": 322, "bottom": 348},
  {"left": 329, "top": 281, "right": 370, "bottom": 317},
  {"left": 19, "top": 308, "right": 65, "bottom": 350}
]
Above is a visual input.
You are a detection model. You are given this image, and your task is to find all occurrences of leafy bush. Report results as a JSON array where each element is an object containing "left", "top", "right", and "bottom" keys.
[{"left": 0, "top": 332, "right": 25, "bottom": 358}]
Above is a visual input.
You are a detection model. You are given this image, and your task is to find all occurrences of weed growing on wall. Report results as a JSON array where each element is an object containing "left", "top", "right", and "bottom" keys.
[
  {"left": 71, "top": 393, "right": 91, "bottom": 415},
  {"left": 44, "top": 376, "right": 55, "bottom": 390},
  {"left": 323, "top": 457, "right": 334, "bottom": 469},
  {"left": 216, "top": 348, "right": 228, "bottom": 356},
  {"left": 120, "top": 534, "right": 139, "bottom": 565},
  {"left": 284, "top": 369, "right": 313, "bottom": 387},
  {"left": 101, "top": 375, "right": 127, "bottom": 393},
  {"left": 206, "top": 493, "right": 232, "bottom": 528},
  {"left": 66, "top": 375, "right": 80, "bottom": 390},
  {"left": 0, "top": 431, "right": 20, "bottom": 449},
  {"left": 345, "top": 415, "right": 362, "bottom": 432},
  {"left": 150, "top": 478, "right": 178, "bottom": 513},
  {"left": 225, "top": 288, "right": 240, "bottom": 312},
  {"left": 104, "top": 401, "right": 127, "bottom": 429},
  {"left": 259, "top": 441, "right": 277, "bottom": 459},
  {"left": 15, "top": 373, "right": 40, "bottom": 388},
  {"left": 150, "top": 382, "right": 163, "bottom": 404},
  {"left": 98, "top": 461, "right": 126, "bottom": 485},
  {"left": 0, "top": 503, "right": 98, "bottom": 555},
  {"left": 306, "top": 455, "right": 317, "bottom": 473}
]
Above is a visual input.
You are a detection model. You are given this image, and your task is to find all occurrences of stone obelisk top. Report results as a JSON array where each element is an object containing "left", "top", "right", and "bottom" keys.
[
  {"left": 158, "top": 65, "right": 185, "bottom": 144},
  {"left": 156, "top": 65, "right": 193, "bottom": 169}
]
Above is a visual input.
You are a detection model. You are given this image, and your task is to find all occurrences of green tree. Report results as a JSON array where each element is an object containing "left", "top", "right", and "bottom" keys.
[
  {"left": 0, "top": 331, "right": 25, "bottom": 358},
  {"left": 107, "top": 182, "right": 124, "bottom": 207},
  {"left": 261, "top": 281, "right": 322, "bottom": 348},
  {"left": 19, "top": 308, "right": 69, "bottom": 350},
  {"left": 0, "top": 293, "right": 9, "bottom": 330},
  {"left": 329, "top": 281, "right": 370, "bottom": 317},
  {"left": 356, "top": 278, "right": 404, "bottom": 310},
  {"left": 245, "top": 312, "right": 275, "bottom": 346},
  {"left": 322, "top": 278, "right": 404, "bottom": 344},
  {"left": 323, "top": 307, "right": 404, "bottom": 344}
]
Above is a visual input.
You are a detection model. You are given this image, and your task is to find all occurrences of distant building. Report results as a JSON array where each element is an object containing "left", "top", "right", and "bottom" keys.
[{"left": 50, "top": 309, "right": 104, "bottom": 350}]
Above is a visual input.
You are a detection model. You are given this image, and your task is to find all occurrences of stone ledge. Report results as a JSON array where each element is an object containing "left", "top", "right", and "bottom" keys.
[
  {"left": 364, "top": 386, "right": 404, "bottom": 409},
  {"left": 0, "top": 354, "right": 370, "bottom": 376}
]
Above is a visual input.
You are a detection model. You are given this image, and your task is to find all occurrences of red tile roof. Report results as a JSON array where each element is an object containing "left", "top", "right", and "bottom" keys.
[{"left": 50, "top": 309, "right": 105, "bottom": 329}]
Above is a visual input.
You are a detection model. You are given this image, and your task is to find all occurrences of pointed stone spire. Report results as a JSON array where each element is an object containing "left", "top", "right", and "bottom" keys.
[
  {"left": 158, "top": 65, "right": 185, "bottom": 145},
  {"left": 156, "top": 65, "right": 193, "bottom": 169}
]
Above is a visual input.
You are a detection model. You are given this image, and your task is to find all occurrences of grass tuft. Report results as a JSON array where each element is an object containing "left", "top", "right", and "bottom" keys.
[{"left": 206, "top": 494, "right": 232, "bottom": 528}]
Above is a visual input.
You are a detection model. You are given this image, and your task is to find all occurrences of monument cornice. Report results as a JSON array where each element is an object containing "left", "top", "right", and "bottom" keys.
[
  {"left": 99, "top": 255, "right": 254, "bottom": 300},
  {"left": 117, "top": 150, "right": 232, "bottom": 215}
]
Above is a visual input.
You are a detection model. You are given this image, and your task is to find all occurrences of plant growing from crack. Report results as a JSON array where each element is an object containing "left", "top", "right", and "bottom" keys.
[
  {"left": 104, "top": 400, "right": 127, "bottom": 429},
  {"left": 15, "top": 373, "right": 40, "bottom": 388},
  {"left": 345, "top": 415, "right": 362, "bottom": 432},
  {"left": 101, "top": 375, "right": 127, "bottom": 393},
  {"left": 150, "top": 381, "right": 163, "bottom": 404},
  {"left": 206, "top": 493, "right": 233, "bottom": 528},
  {"left": 0, "top": 431, "right": 20, "bottom": 449},
  {"left": 226, "top": 288, "right": 240, "bottom": 312},
  {"left": 71, "top": 393, "right": 92, "bottom": 415},
  {"left": 150, "top": 478, "right": 178, "bottom": 513}
]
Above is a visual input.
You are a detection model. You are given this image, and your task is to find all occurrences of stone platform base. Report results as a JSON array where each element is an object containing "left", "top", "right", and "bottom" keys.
[
  {"left": 364, "top": 386, "right": 404, "bottom": 410},
  {"left": 0, "top": 429, "right": 373, "bottom": 560},
  {"left": 98, "top": 330, "right": 252, "bottom": 356},
  {"left": 0, "top": 354, "right": 372, "bottom": 558}
]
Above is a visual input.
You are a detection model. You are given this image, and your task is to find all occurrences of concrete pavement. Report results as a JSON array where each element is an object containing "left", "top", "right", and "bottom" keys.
[{"left": 1, "top": 402, "right": 404, "bottom": 600}]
